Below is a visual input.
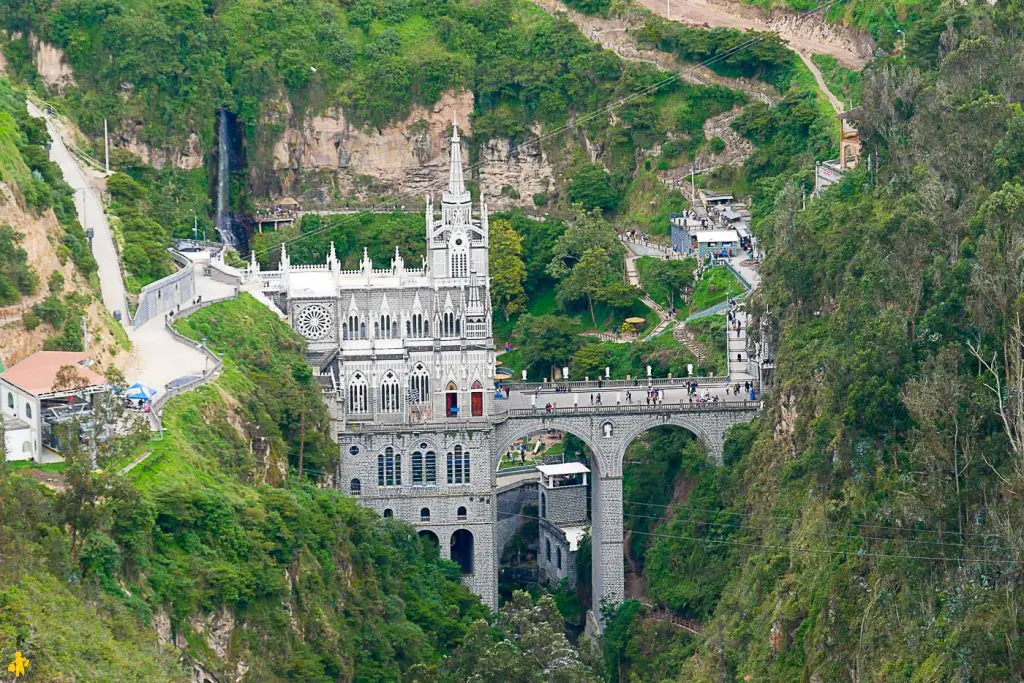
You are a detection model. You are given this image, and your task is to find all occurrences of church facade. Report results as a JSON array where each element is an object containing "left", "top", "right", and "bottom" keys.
[{"left": 245, "top": 122, "right": 499, "bottom": 606}]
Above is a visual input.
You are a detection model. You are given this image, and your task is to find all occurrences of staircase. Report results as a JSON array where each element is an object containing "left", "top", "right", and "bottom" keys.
[{"left": 727, "top": 310, "right": 755, "bottom": 382}]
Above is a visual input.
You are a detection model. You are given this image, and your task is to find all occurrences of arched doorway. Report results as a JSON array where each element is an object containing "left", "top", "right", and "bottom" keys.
[
  {"left": 418, "top": 529, "right": 439, "bottom": 545},
  {"left": 471, "top": 380, "right": 484, "bottom": 417},
  {"left": 450, "top": 529, "right": 474, "bottom": 574},
  {"left": 445, "top": 381, "right": 459, "bottom": 418}
]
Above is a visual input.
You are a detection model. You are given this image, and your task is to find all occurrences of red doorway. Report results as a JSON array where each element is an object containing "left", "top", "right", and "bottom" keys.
[
  {"left": 446, "top": 382, "right": 459, "bottom": 417},
  {"left": 471, "top": 380, "right": 483, "bottom": 417}
]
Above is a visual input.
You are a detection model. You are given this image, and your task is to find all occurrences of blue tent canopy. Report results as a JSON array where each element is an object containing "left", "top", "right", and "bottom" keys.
[{"left": 125, "top": 383, "right": 157, "bottom": 401}]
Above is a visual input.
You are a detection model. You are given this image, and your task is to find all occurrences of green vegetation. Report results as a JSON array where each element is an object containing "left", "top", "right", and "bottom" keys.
[
  {"left": 634, "top": 18, "right": 797, "bottom": 90},
  {"left": 106, "top": 173, "right": 174, "bottom": 292},
  {"left": 811, "top": 54, "right": 862, "bottom": 107},
  {"left": 610, "top": 5, "right": 1024, "bottom": 679},
  {"left": 251, "top": 211, "right": 425, "bottom": 269},
  {"left": 1, "top": 295, "right": 491, "bottom": 680},
  {"left": 0, "top": 78, "right": 95, "bottom": 278},
  {"left": 0, "top": 224, "right": 36, "bottom": 304}
]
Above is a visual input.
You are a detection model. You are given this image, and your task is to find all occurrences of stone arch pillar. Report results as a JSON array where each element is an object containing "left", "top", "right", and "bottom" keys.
[{"left": 590, "top": 438, "right": 624, "bottom": 614}]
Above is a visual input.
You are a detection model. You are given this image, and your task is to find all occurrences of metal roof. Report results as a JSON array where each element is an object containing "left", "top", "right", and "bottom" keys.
[{"left": 536, "top": 462, "right": 591, "bottom": 476}]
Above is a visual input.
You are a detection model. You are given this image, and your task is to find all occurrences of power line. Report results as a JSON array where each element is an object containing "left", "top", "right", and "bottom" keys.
[
  {"left": 622, "top": 498, "right": 1007, "bottom": 540},
  {"left": 254, "top": 0, "right": 846, "bottom": 258},
  {"left": 495, "top": 506, "right": 1021, "bottom": 565}
]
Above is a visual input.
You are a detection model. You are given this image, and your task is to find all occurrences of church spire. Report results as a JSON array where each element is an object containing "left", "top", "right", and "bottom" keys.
[{"left": 442, "top": 112, "right": 470, "bottom": 205}]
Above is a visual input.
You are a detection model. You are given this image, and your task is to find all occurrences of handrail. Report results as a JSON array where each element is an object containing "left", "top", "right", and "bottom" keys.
[
  {"left": 503, "top": 400, "right": 760, "bottom": 418},
  {"left": 503, "top": 376, "right": 740, "bottom": 391},
  {"left": 147, "top": 294, "right": 237, "bottom": 431}
]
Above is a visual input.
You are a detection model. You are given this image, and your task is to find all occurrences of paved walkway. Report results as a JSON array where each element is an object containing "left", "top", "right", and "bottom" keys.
[{"left": 28, "top": 101, "right": 128, "bottom": 319}]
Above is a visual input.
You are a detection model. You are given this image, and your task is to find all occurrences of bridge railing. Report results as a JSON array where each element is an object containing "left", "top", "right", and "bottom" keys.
[
  {"left": 503, "top": 400, "right": 760, "bottom": 418},
  {"left": 502, "top": 376, "right": 744, "bottom": 391}
]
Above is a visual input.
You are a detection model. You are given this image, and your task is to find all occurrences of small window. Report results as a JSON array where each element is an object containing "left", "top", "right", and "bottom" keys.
[
  {"left": 6, "top": 392, "right": 12, "bottom": 409},
  {"left": 546, "top": 538, "right": 551, "bottom": 562},
  {"left": 383, "top": 509, "right": 394, "bottom": 518},
  {"left": 540, "top": 492, "right": 546, "bottom": 519},
  {"left": 350, "top": 478, "right": 361, "bottom": 495},
  {"left": 557, "top": 547, "right": 562, "bottom": 570},
  {"left": 24, "top": 403, "right": 31, "bottom": 419},
  {"left": 420, "top": 507, "right": 431, "bottom": 522},
  {"left": 457, "top": 506, "right": 467, "bottom": 520}
]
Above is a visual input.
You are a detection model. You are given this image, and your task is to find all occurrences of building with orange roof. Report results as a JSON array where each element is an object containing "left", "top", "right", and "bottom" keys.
[{"left": 1, "top": 351, "right": 111, "bottom": 462}]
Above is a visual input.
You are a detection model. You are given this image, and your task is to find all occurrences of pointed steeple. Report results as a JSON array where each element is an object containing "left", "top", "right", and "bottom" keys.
[
  {"left": 442, "top": 112, "right": 470, "bottom": 205},
  {"left": 280, "top": 242, "right": 290, "bottom": 271}
]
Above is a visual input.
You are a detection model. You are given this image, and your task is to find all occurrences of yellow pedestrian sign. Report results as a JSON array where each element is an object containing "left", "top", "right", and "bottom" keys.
[{"left": 7, "top": 651, "right": 29, "bottom": 678}]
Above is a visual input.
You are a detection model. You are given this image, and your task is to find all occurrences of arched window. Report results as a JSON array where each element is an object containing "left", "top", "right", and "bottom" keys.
[
  {"left": 412, "top": 445, "right": 437, "bottom": 486},
  {"left": 450, "top": 249, "right": 468, "bottom": 278},
  {"left": 380, "top": 371, "right": 400, "bottom": 412},
  {"left": 425, "top": 450, "right": 437, "bottom": 484},
  {"left": 546, "top": 538, "right": 552, "bottom": 562},
  {"left": 420, "top": 507, "right": 431, "bottom": 522},
  {"left": 25, "top": 403, "right": 31, "bottom": 419},
  {"left": 350, "top": 478, "right": 361, "bottom": 495},
  {"left": 373, "top": 321, "right": 380, "bottom": 338},
  {"left": 423, "top": 320, "right": 429, "bottom": 336},
  {"left": 446, "top": 445, "right": 469, "bottom": 484},
  {"left": 360, "top": 321, "right": 366, "bottom": 339},
  {"left": 406, "top": 319, "right": 411, "bottom": 337},
  {"left": 455, "top": 318, "right": 461, "bottom": 336},
  {"left": 6, "top": 392, "right": 13, "bottom": 409},
  {"left": 457, "top": 506, "right": 467, "bottom": 520},
  {"left": 557, "top": 547, "right": 562, "bottom": 569},
  {"left": 347, "top": 314, "right": 360, "bottom": 340},
  {"left": 341, "top": 321, "right": 348, "bottom": 339},
  {"left": 391, "top": 321, "right": 399, "bottom": 338},
  {"left": 348, "top": 373, "right": 368, "bottom": 413},
  {"left": 383, "top": 508, "right": 393, "bottom": 518},
  {"left": 410, "top": 365, "right": 430, "bottom": 404},
  {"left": 377, "top": 446, "right": 401, "bottom": 486},
  {"left": 540, "top": 492, "right": 546, "bottom": 519}
]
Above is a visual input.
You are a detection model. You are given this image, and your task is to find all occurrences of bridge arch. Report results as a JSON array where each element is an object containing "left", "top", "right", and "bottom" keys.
[{"left": 490, "top": 417, "right": 605, "bottom": 472}]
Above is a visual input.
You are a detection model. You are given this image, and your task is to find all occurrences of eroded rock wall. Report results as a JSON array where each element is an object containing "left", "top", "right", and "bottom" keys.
[{"left": 265, "top": 90, "right": 552, "bottom": 209}]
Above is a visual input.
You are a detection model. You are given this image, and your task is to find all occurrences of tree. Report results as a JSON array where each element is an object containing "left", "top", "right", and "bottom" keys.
[
  {"left": 557, "top": 247, "right": 616, "bottom": 326},
  {"left": 547, "top": 206, "right": 621, "bottom": 279},
  {"left": 567, "top": 162, "right": 621, "bottom": 212},
  {"left": 595, "top": 280, "right": 639, "bottom": 312},
  {"left": 436, "top": 591, "right": 603, "bottom": 682},
  {"left": 646, "top": 259, "right": 694, "bottom": 310},
  {"left": 489, "top": 219, "right": 527, "bottom": 320},
  {"left": 514, "top": 315, "right": 581, "bottom": 380}
]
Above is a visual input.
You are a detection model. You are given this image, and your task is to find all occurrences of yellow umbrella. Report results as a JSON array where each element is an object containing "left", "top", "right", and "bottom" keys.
[{"left": 625, "top": 317, "right": 646, "bottom": 324}]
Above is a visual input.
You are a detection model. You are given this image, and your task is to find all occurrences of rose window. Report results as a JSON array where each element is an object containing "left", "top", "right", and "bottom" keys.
[{"left": 295, "top": 304, "right": 333, "bottom": 340}]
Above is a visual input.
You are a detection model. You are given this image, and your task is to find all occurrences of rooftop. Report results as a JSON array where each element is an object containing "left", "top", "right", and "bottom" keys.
[
  {"left": 695, "top": 230, "right": 740, "bottom": 243},
  {"left": 0, "top": 352, "right": 108, "bottom": 397},
  {"left": 536, "top": 462, "right": 591, "bottom": 476}
]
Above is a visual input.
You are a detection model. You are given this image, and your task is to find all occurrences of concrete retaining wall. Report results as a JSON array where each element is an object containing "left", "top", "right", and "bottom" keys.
[{"left": 131, "top": 250, "right": 196, "bottom": 328}]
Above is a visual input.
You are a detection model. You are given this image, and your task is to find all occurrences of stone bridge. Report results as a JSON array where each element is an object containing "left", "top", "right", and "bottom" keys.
[{"left": 490, "top": 397, "right": 759, "bottom": 612}]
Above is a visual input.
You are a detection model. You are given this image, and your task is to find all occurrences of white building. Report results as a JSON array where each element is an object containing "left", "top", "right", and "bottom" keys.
[
  {"left": 1, "top": 352, "right": 111, "bottom": 462},
  {"left": 246, "top": 120, "right": 500, "bottom": 606}
]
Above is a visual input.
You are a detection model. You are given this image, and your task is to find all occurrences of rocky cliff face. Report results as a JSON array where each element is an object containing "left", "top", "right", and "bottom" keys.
[
  {"left": 112, "top": 121, "right": 204, "bottom": 171},
  {"left": 264, "top": 90, "right": 552, "bottom": 209}
]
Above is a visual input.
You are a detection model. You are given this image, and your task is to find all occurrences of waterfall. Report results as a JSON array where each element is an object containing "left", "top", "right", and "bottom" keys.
[{"left": 215, "top": 109, "right": 235, "bottom": 248}]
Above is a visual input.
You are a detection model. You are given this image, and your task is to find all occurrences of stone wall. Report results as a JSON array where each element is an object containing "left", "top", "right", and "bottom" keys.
[
  {"left": 495, "top": 479, "right": 538, "bottom": 557},
  {"left": 131, "top": 252, "right": 196, "bottom": 329},
  {"left": 541, "top": 483, "right": 588, "bottom": 527}
]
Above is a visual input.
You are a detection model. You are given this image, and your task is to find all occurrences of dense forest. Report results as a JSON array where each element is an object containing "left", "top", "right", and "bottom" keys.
[
  {"left": 598, "top": 2, "right": 1024, "bottom": 680},
  {"left": 8, "top": 0, "right": 1024, "bottom": 680}
]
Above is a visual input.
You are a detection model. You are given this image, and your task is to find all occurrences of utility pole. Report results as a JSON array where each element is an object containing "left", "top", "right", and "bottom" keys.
[
  {"left": 193, "top": 209, "right": 199, "bottom": 241},
  {"left": 690, "top": 163, "right": 695, "bottom": 202},
  {"left": 103, "top": 118, "right": 110, "bottom": 173}
]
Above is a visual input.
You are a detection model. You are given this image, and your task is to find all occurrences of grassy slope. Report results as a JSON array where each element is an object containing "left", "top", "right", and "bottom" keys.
[{"left": 4, "top": 296, "right": 488, "bottom": 681}]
